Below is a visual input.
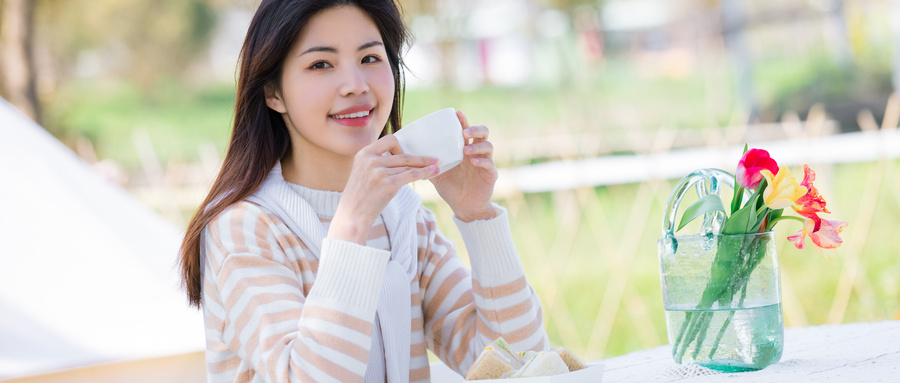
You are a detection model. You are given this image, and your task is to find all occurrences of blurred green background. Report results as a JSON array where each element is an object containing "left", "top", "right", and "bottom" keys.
[{"left": 2, "top": 0, "right": 899, "bottom": 364}]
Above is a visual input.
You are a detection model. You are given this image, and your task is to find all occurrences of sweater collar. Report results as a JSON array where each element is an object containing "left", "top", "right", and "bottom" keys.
[{"left": 246, "top": 162, "right": 420, "bottom": 275}]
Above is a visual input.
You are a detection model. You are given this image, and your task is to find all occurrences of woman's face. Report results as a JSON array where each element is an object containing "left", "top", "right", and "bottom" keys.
[{"left": 267, "top": 5, "right": 395, "bottom": 161}]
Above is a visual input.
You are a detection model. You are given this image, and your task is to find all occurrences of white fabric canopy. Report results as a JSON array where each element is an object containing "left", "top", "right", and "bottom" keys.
[{"left": 0, "top": 99, "right": 205, "bottom": 378}]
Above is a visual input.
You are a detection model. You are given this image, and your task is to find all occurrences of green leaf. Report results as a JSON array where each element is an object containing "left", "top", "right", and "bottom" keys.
[
  {"left": 678, "top": 194, "right": 727, "bottom": 231},
  {"left": 752, "top": 207, "right": 769, "bottom": 232},
  {"left": 723, "top": 195, "right": 759, "bottom": 234}
]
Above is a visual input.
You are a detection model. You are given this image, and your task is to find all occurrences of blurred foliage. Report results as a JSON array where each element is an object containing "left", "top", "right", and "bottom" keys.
[
  {"left": 47, "top": 77, "right": 235, "bottom": 167},
  {"left": 48, "top": 54, "right": 733, "bottom": 169},
  {"left": 36, "top": 0, "right": 218, "bottom": 87},
  {"left": 756, "top": 48, "right": 895, "bottom": 127}
]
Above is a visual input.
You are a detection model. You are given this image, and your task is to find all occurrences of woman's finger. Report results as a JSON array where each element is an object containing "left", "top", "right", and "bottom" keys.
[
  {"left": 464, "top": 140, "right": 493, "bottom": 156},
  {"left": 464, "top": 125, "right": 489, "bottom": 143},
  {"left": 366, "top": 134, "right": 404, "bottom": 156},
  {"left": 469, "top": 157, "right": 495, "bottom": 169},
  {"left": 457, "top": 110, "right": 470, "bottom": 131},
  {"left": 391, "top": 164, "right": 438, "bottom": 183},
  {"left": 379, "top": 153, "right": 438, "bottom": 168}
]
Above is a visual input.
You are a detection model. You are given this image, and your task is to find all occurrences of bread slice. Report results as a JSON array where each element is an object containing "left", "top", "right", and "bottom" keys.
[
  {"left": 519, "top": 352, "right": 569, "bottom": 378},
  {"left": 465, "top": 347, "right": 515, "bottom": 380},
  {"left": 553, "top": 347, "right": 586, "bottom": 371}
]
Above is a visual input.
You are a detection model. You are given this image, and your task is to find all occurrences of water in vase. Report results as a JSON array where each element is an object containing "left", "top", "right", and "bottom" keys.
[{"left": 665, "top": 302, "right": 784, "bottom": 372}]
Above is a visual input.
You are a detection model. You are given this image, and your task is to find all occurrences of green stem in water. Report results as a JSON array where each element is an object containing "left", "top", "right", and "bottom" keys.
[{"left": 708, "top": 282, "right": 750, "bottom": 359}]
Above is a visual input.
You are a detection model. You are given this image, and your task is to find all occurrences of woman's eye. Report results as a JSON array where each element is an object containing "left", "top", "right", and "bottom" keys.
[
  {"left": 362, "top": 55, "right": 381, "bottom": 64},
  {"left": 309, "top": 61, "right": 332, "bottom": 70}
]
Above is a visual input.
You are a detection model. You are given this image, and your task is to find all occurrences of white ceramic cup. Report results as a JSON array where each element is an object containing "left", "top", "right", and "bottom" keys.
[{"left": 394, "top": 108, "right": 464, "bottom": 177}]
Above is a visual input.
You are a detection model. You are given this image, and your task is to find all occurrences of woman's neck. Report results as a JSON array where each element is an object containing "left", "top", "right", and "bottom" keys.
[{"left": 280, "top": 149, "right": 353, "bottom": 192}]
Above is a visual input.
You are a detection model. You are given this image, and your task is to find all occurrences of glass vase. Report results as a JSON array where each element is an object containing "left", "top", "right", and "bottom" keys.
[{"left": 658, "top": 169, "right": 783, "bottom": 372}]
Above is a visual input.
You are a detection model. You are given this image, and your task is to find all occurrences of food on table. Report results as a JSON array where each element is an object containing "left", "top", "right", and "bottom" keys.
[{"left": 464, "top": 337, "right": 586, "bottom": 380}]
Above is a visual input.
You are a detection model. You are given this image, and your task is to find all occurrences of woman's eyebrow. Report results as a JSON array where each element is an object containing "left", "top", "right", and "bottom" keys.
[{"left": 299, "top": 41, "right": 383, "bottom": 56}]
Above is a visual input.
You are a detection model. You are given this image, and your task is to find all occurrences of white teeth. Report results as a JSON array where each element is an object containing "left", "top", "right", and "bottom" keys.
[{"left": 333, "top": 110, "right": 370, "bottom": 119}]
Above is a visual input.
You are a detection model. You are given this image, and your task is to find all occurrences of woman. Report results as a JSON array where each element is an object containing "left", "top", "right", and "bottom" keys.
[{"left": 178, "top": 1, "right": 548, "bottom": 382}]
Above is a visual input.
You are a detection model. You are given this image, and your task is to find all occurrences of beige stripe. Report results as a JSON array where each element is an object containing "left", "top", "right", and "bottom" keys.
[
  {"left": 222, "top": 271, "right": 302, "bottom": 310},
  {"left": 496, "top": 318, "right": 542, "bottom": 345},
  {"left": 473, "top": 276, "right": 527, "bottom": 300},
  {"left": 450, "top": 295, "right": 477, "bottom": 367},
  {"left": 262, "top": 341, "right": 295, "bottom": 382},
  {"left": 298, "top": 326, "right": 370, "bottom": 363},
  {"left": 206, "top": 339, "right": 230, "bottom": 353},
  {"left": 254, "top": 213, "right": 274, "bottom": 256},
  {"left": 410, "top": 366, "right": 430, "bottom": 382},
  {"left": 228, "top": 203, "right": 250, "bottom": 253},
  {"left": 263, "top": 340, "right": 287, "bottom": 381},
  {"left": 432, "top": 233, "right": 452, "bottom": 248},
  {"left": 288, "top": 358, "right": 315, "bottom": 382},
  {"left": 206, "top": 218, "right": 224, "bottom": 272},
  {"left": 257, "top": 310, "right": 303, "bottom": 353},
  {"left": 416, "top": 222, "right": 428, "bottom": 236},
  {"left": 475, "top": 315, "right": 500, "bottom": 341},
  {"left": 424, "top": 267, "right": 468, "bottom": 320},
  {"left": 411, "top": 317, "right": 424, "bottom": 333},
  {"left": 293, "top": 337, "right": 363, "bottom": 382},
  {"left": 276, "top": 233, "right": 307, "bottom": 250},
  {"left": 416, "top": 246, "right": 428, "bottom": 264},
  {"left": 410, "top": 340, "right": 427, "bottom": 358},
  {"left": 423, "top": 216, "right": 438, "bottom": 231},
  {"left": 203, "top": 308, "right": 225, "bottom": 333},
  {"left": 265, "top": 212, "right": 284, "bottom": 226},
  {"left": 230, "top": 294, "right": 303, "bottom": 355},
  {"left": 286, "top": 256, "right": 314, "bottom": 278},
  {"left": 301, "top": 305, "right": 374, "bottom": 335},
  {"left": 208, "top": 355, "right": 241, "bottom": 374},
  {"left": 417, "top": 260, "right": 434, "bottom": 291},
  {"left": 429, "top": 316, "right": 446, "bottom": 358},
  {"left": 480, "top": 298, "right": 533, "bottom": 325},
  {"left": 234, "top": 368, "right": 253, "bottom": 382}
]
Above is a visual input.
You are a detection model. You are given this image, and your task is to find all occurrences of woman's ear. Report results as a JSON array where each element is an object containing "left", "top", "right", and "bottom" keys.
[{"left": 264, "top": 85, "right": 287, "bottom": 113}]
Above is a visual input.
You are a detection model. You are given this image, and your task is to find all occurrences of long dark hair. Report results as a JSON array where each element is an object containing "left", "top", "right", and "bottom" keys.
[{"left": 180, "top": 0, "right": 410, "bottom": 308}]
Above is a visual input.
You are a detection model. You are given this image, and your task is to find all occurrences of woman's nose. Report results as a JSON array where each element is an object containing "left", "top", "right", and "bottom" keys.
[{"left": 339, "top": 66, "right": 369, "bottom": 96}]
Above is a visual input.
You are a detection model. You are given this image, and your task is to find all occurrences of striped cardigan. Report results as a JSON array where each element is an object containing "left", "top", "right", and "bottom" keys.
[{"left": 200, "top": 182, "right": 548, "bottom": 382}]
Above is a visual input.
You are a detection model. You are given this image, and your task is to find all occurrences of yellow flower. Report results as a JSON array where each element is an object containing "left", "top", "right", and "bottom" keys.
[{"left": 761, "top": 166, "right": 807, "bottom": 209}]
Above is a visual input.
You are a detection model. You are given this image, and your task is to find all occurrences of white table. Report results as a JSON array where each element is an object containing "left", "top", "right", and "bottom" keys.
[{"left": 430, "top": 320, "right": 900, "bottom": 382}]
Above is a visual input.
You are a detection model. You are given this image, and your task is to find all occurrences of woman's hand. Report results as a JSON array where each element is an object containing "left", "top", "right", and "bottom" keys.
[
  {"left": 430, "top": 111, "right": 499, "bottom": 222},
  {"left": 330, "top": 135, "right": 438, "bottom": 245}
]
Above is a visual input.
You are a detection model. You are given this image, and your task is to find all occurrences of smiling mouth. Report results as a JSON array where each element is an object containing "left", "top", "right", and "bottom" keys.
[{"left": 330, "top": 109, "right": 373, "bottom": 120}]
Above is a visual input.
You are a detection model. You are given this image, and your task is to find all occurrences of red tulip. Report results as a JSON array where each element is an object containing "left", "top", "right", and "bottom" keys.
[{"left": 736, "top": 149, "right": 779, "bottom": 189}]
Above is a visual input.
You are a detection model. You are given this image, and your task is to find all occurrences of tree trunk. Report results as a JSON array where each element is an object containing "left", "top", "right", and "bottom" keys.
[{"left": 1, "top": 0, "right": 42, "bottom": 125}]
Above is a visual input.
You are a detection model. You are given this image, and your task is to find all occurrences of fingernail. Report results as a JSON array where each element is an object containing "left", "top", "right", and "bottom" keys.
[
  {"left": 472, "top": 158, "right": 480, "bottom": 165},
  {"left": 464, "top": 146, "right": 472, "bottom": 154},
  {"left": 429, "top": 165, "right": 438, "bottom": 173},
  {"left": 430, "top": 157, "right": 439, "bottom": 164},
  {"left": 463, "top": 129, "right": 471, "bottom": 136}
]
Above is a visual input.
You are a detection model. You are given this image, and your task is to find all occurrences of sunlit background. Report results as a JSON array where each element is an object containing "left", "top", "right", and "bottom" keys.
[{"left": 2, "top": 0, "right": 899, "bottom": 381}]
